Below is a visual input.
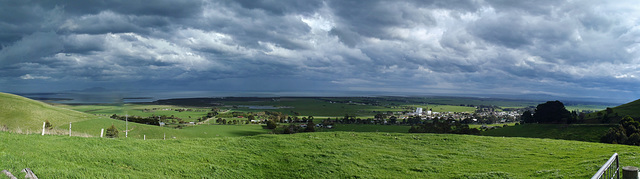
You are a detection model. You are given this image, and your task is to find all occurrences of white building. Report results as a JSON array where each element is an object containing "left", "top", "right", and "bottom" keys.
[{"left": 416, "top": 108, "right": 423, "bottom": 116}]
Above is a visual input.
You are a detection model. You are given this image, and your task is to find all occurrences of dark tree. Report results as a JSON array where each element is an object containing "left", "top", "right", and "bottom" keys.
[
  {"left": 606, "top": 107, "right": 614, "bottom": 114},
  {"left": 44, "top": 120, "right": 53, "bottom": 129},
  {"left": 521, "top": 111, "right": 534, "bottom": 123},
  {"left": 602, "top": 116, "right": 640, "bottom": 146},
  {"left": 601, "top": 125, "right": 627, "bottom": 144},
  {"left": 106, "top": 124, "right": 119, "bottom": 138},
  {"left": 266, "top": 120, "right": 277, "bottom": 129},
  {"left": 532, "top": 101, "right": 572, "bottom": 123},
  {"left": 304, "top": 119, "right": 315, "bottom": 132}
]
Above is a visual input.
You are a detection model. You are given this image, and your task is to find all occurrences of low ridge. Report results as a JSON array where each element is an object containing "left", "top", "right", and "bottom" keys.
[
  {"left": 610, "top": 99, "right": 640, "bottom": 118},
  {"left": 0, "top": 92, "right": 91, "bottom": 132}
]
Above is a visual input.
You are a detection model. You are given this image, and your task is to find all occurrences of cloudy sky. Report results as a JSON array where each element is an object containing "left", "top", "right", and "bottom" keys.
[{"left": 1, "top": 0, "right": 639, "bottom": 103}]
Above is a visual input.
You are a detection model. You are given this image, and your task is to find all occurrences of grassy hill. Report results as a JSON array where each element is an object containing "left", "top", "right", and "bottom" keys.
[
  {"left": 481, "top": 124, "right": 614, "bottom": 142},
  {"left": 0, "top": 92, "right": 92, "bottom": 132},
  {"left": 70, "top": 117, "right": 272, "bottom": 139},
  {"left": 1, "top": 131, "right": 639, "bottom": 178},
  {"left": 610, "top": 99, "right": 640, "bottom": 118}
]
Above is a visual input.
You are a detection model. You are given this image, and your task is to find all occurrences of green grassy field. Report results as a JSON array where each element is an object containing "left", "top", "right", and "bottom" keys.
[
  {"left": 565, "top": 104, "right": 611, "bottom": 112},
  {"left": 481, "top": 124, "right": 614, "bottom": 143},
  {"left": 4, "top": 92, "right": 640, "bottom": 178},
  {"left": 1, "top": 131, "right": 639, "bottom": 178},
  {"left": 69, "top": 117, "right": 270, "bottom": 139},
  {"left": 470, "top": 122, "right": 517, "bottom": 129},
  {"left": 368, "top": 96, "right": 542, "bottom": 108},
  {"left": 406, "top": 104, "right": 476, "bottom": 113},
  {"left": 151, "top": 97, "right": 543, "bottom": 117},
  {"left": 223, "top": 98, "right": 404, "bottom": 117},
  {"left": 604, "top": 99, "right": 640, "bottom": 118},
  {"left": 0, "top": 92, "right": 93, "bottom": 132},
  {"left": 318, "top": 124, "right": 410, "bottom": 133},
  {"left": 58, "top": 104, "right": 211, "bottom": 122}
]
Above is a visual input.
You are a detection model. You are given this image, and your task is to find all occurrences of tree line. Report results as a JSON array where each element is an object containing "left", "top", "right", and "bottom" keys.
[
  {"left": 601, "top": 115, "right": 640, "bottom": 145},
  {"left": 520, "top": 101, "right": 583, "bottom": 124},
  {"left": 409, "top": 118, "right": 480, "bottom": 135}
]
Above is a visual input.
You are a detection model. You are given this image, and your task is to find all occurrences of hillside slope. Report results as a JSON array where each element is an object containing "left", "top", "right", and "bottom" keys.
[
  {"left": 610, "top": 99, "right": 640, "bottom": 118},
  {"left": 0, "top": 92, "right": 91, "bottom": 132},
  {"left": 1, "top": 132, "right": 639, "bottom": 178},
  {"left": 482, "top": 124, "right": 613, "bottom": 142}
]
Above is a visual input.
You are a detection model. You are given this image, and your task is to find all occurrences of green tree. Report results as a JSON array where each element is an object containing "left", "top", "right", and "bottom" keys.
[
  {"left": 305, "top": 119, "right": 315, "bottom": 132},
  {"left": 106, "top": 124, "right": 119, "bottom": 138},
  {"left": 602, "top": 116, "right": 640, "bottom": 145},
  {"left": 266, "top": 120, "right": 277, "bottom": 129},
  {"left": 627, "top": 133, "right": 640, "bottom": 146},
  {"left": 601, "top": 125, "right": 627, "bottom": 144},
  {"left": 44, "top": 120, "right": 53, "bottom": 129},
  {"left": 606, "top": 107, "right": 614, "bottom": 114},
  {"left": 521, "top": 111, "right": 534, "bottom": 123},
  {"left": 532, "top": 101, "right": 571, "bottom": 123}
]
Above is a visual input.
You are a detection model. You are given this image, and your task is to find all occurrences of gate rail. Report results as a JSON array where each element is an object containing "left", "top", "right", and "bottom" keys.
[{"left": 592, "top": 153, "right": 619, "bottom": 179}]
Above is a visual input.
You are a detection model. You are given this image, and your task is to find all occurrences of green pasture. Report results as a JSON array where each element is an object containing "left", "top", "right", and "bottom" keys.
[
  {"left": 591, "top": 99, "right": 640, "bottom": 119},
  {"left": 58, "top": 104, "right": 212, "bottom": 122},
  {"left": 469, "top": 122, "right": 517, "bottom": 129},
  {"left": 317, "top": 124, "right": 410, "bottom": 133},
  {"left": 69, "top": 117, "right": 270, "bottom": 139},
  {"left": 372, "top": 96, "right": 541, "bottom": 108},
  {"left": 1, "top": 131, "right": 640, "bottom": 178},
  {"left": 565, "top": 104, "right": 611, "bottom": 112},
  {"left": 225, "top": 98, "right": 404, "bottom": 117},
  {"left": 0, "top": 93, "right": 92, "bottom": 132},
  {"left": 406, "top": 104, "right": 476, "bottom": 113},
  {"left": 481, "top": 124, "right": 615, "bottom": 143}
]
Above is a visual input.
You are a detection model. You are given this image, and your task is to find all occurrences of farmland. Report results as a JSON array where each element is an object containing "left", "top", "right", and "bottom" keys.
[
  {"left": 1, "top": 131, "right": 640, "bottom": 178},
  {"left": 481, "top": 124, "right": 614, "bottom": 143},
  {"left": 1, "top": 92, "right": 638, "bottom": 178},
  {"left": 69, "top": 118, "right": 271, "bottom": 139}
]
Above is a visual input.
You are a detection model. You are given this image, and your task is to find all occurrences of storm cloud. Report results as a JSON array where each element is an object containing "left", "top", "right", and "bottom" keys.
[{"left": 1, "top": 0, "right": 639, "bottom": 103}]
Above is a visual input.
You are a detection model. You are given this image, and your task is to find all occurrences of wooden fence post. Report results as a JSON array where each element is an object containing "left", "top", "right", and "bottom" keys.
[
  {"left": 69, "top": 122, "right": 72, "bottom": 136},
  {"left": 623, "top": 166, "right": 638, "bottom": 179},
  {"left": 41, "top": 122, "right": 45, "bottom": 135},
  {"left": 100, "top": 128, "right": 104, "bottom": 138}
]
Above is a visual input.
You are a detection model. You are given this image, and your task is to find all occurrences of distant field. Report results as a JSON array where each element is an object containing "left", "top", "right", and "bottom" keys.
[
  {"left": 150, "top": 97, "right": 549, "bottom": 117},
  {"left": 1, "top": 131, "right": 640, "bottom": 178},
  {"left": 565, "top": 104, "right": 612, "bottom": 112},
  {"left": 69, "top": 117, "right": 409, "bottom": 139},
  {"left": 469, "top": 122, "right": 517, "bottom": 129},
  {"left": 318, "top": 124, "right": 410, "bottom": 133},
  {"left": 481, "top": 124, "right": 614, "bottom": 142},
  {"left": 70, "top": 117, "right": 270, "bottom": 139},
  {"left": 225, "top": 98, "right": 404, "bottom": 117},
  {"left": 369, "top": 96, "right": 542, "bottom": 107},
  {"left": 57, "top": 104, "right": 211, "bottom": 122}
]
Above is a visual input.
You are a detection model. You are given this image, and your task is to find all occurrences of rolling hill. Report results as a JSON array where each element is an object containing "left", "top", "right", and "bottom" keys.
[
  {"left": 1, "top": 131, "right": 639, "bottom": 178},
  {"left": 609, "top": 98, "right": 640, "bottom": 118},
  {"left": 0, "top": 92, "right": 92, "bottom": 132}
]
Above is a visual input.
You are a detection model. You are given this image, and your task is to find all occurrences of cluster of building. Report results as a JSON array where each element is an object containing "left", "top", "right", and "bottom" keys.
[{"left": 402, "top": 107, "right": 521, "bottom": 124}]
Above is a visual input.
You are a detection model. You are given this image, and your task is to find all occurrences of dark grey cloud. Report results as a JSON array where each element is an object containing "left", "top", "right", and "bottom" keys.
[
  {"left": 0, "top": 0, "right": 639, "bottom": 103},
  {"left": 232, "top": 0, "right": 323, "bottom": 15}
]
